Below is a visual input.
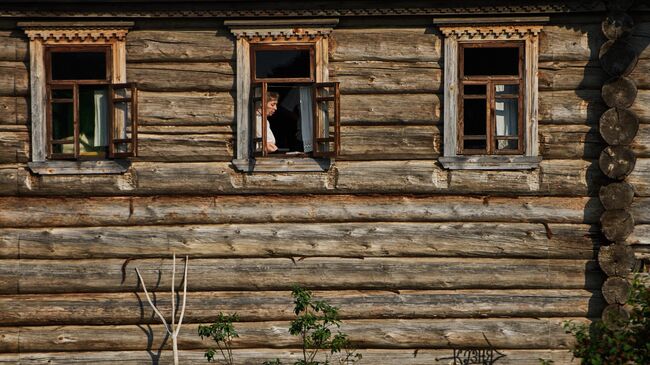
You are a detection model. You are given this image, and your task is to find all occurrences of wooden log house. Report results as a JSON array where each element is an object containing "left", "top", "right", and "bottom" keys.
[{"left": 0, "top": 0, "right": 648, "bottom": 364}]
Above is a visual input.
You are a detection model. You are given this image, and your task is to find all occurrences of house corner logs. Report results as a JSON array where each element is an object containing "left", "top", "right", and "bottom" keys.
[{"left": 597, "top": 0, "right": 641, "bottom": 329}]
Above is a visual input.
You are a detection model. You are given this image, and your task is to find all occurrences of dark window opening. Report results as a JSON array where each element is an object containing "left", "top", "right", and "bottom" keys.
[
  {"left": 51, "top": 52, "right": 108, "bottom": 80},
  {"left": 254, "top": 49, "right": 311, "bottom": 80},
  {"left": 463, "top": 47, "right": 520, "bottom": 76}
]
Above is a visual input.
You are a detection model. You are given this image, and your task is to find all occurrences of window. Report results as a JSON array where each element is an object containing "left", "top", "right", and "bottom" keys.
[
  {"left": 20, "top": 22, "right": 137, "bottom": 174},
  {"left": 436, "top": 19, "right": 545, "bottom": 170},
  {"left": 226, "top": 19, "right": 340, "bottom": 172}
]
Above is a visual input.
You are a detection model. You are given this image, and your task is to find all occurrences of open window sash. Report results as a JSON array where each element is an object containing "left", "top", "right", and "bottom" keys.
[
  {"left": 108, "top": 83, "right": 138, "bottom": 158},
  {"left": 312, "top": 82, "right": 340, "bottom": 158},
  {"left": 47, "top": 84, "right": 76, "bottom": 159},
  {"left": 251, "top": 82, "right": 269, "bottom": 157}
]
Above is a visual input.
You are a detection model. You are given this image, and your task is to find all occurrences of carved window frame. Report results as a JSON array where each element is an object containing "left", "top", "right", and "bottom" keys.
[
  {"left": 20, "top": 22, "right": 135, "bottom": 175},
  {"left": 436, "top": 19, "right": 544, "bottom": 170},
  {"left": 225, "top": 19, "right": 338, "bottom": 172}
]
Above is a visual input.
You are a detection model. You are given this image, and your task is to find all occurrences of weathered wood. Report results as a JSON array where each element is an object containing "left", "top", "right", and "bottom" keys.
[
  {"left": 599, "top": 145, "right": 636, "bottom": 180},
  {"left": 330, "top": 28, "right": 441, "bottom": 62},
  {"left": 632, "top": 124, "right": 650, "bottom": 158},
  {"left": 602, "top": 303, "right": 630, "bottom": 330},
  {"left": 599, "top": 107, "right": 639, "bottom": 145},
  {"left": 629, "top": 158, "right": 650, "bottom": 196},
  {"left": 538, "top": 90, "right": 606, "bottom": 124},
  {"left": 540, "top": 159, "right": 607, "bottom": 197},
  {"left": 126, "top": 30, "right": 235, "bottom": 62},
  {"left": 0, "top": 257, "right": 605, "bottom": 294},
  {"left": 2, "top": 318, "right": 584, "bottom": 352},
  {"left": 138, "top": 91, "right": 234, "bottom": 126},
  {"left": 539, "top": 124, "right": 603, "bottom": 159},
  {"left": 600, "top": 210, "right": 635, "bottom": 242},
  {"left": 539, "top": 24, "right": 605, "bottom": 62},
  {"left": 339, "top": 125, "right": 439, "bottom": 159},
  {"left": 136, "top": 132, "right": 233, "bottom": 162},
  {"left": 628, "top": 59, "right": 650, "bottom": 89},
  {"left": 330, "top": 61, "right": 441, "bottom": 93},
  {"left": 601, "top": 76, "right": 637, "bottom": 108},
  {"left": 0, "top": 349, "right": 580, "bottom": 365},
  {"left": 598, "top": 243, "right": 636, "bottom": 277},
  {"left": 602, "top": 276, "right": 631, "bottom": 304},
  {"left": 602, "top": 11, "right": 634, "bottom": 40},
  {"left": 631, "top": 198, "right": 650, "bottom": 224},
  {"left": 0, "top": 195, "right": 604, "bottom": 228},
  {"left": 0, "top": 128, "right": 29, "bottom": 163},
  {"left": 334, "top": 160, "right": 448, "bottom": 192},
  {"left": 0, "top": 166, "right": 17, "bottom": 195},
  {"left": 599, "top": 39, "right": 639, "bottom": 77},
  {"left": 126, "top": 62, "right": 234, "bottom": 91},
  {"left": 341, "top": 93, "right": 440, "bottom": 125},
  {"left": 449, "top": 169, "right": 541, "bottom": 196},
  {"left": 0, "top": 31, "right": 28, "bottom": 62},
  {"left": 0, "top": 61, "right": 29, "bottom": 96},
  {"left": 599, "top": 182, "right": 635, "bottom": 210},
  {"left": 0, "top": 222, "right": 600, "bottom": 260},
  {"left": 0, "top": 289, "right": 604, "bottom": 326},
  {"left": 630, "top": 90, "right": 650, "bottom": 123},
  {"left": 0, "top": 96, "right": 28, "bottom": 124},
  {"left": 538, "top": 61, "right": 606, "bottom": 91}
]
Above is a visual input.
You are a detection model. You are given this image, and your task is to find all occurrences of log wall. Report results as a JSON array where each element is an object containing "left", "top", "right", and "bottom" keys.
[{"left": 0, "top": 16, "right": 648, "bottom": 365}]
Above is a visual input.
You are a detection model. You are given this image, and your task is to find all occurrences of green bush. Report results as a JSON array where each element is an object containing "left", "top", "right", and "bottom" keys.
[
  {"left": 198, "top": 313, "right": 239, "bottom": 364},
  {"left": 564, "top": 277, "right": 650, "bottom": 365}
]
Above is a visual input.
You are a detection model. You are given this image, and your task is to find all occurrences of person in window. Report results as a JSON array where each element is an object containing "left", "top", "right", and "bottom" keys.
[{"left": 256, "top": 91, "right": 279, "bottom": 153}]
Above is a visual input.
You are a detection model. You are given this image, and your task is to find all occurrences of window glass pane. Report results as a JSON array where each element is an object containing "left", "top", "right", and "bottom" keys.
[
  {"left": 495, "top": 98, "right": 518, "bottom": 136},
  {"left": 495, "top": 139, "right": 518, "bottom": 150},
  {"left": 255, "top": 50, "right": 311, "bottom": 79},
  {"left": 464, "top": 84, "right": 486, "bottom": 95},
  {"left": 463, "top": 47, "right": 519, "bottom": 76},
  {"left": 464, "top": 139, "right": 486, "bottom": 150},
  {"left": 495, "top": 84, "right": 518, "bottom": 95},
  {"left": 52, "top": 89, "right": 73, "bottom": 99},
  {"left": 78, "top": 86, "right": 109, "bottom": 156},
  {"left": 463, "top": 98, "right": 486, "bottom": 136},
  {"left": 51, "top": 102, "right": 73, "bottom": 142},
  {"left": 51, "top": 52, "right": 107, "bottom": 80}
]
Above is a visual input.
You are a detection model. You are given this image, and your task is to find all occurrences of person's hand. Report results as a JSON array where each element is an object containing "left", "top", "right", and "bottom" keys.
[{"left": 267, "top": 142, "right": 278, "bottom": 152}]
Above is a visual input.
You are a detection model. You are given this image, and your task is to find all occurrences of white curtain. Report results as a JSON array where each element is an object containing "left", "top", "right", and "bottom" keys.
[
  {"left": 494, "top": 85, "right": 517, "bottom": 149},
  {"left": 299, "top": 86, "right": 313, "bottom": 152},
  {"left": 93, "top": 89, "right": 108, "bottom": 147}
]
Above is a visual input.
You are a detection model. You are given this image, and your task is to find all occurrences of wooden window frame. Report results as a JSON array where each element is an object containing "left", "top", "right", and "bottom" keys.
[
  {"left": 250, "top": 43, "right": 316, "bottom": 84},
  {"left": 436, "top": 20, "right": 544, "bottom": 170},
  {"left": 458, "top": 41, "right": 525, "bottom": 155}
]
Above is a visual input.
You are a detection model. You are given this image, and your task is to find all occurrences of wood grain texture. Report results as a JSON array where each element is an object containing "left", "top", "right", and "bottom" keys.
[
  {"left": 138, "top": 91, "right": 234, "bottom": 126},
  {"left": 539, "top": 124, "right": 603, "bottom": 159},
  {"left": 0, "top": 30, "right": 28, "bottom": 62},
  {"left": 0, "top": 222, "right": 600, "bottom": 260},
  {"left": 538, "top": 90, "right": 606, "bottom": 124},
  {"left": 538, "top": 61, "right": 606, "bottom": 91},
  {"left": 330, "top": 61, "right": 441, "bottom": 93},
  {"left": 0, "top": 96, "right": 28, "bottom": 124},
  {"left": 0, "top": 195, "right": 605, "bottom": 228},
  {"left": 630, "top": 90, "right": 650, "bottom": 123},
  {"left": 0, "top": 127, "right": 29, "bottom": 163},
  {"left": 539, "top": 24, "right": 604, "bottom": 62},
  {"left": 629, "top": 158, "right": 650, "bottom": 196},
  {"left": 339, "top": 125, "right": 439, "bottom": 159},
  {"left": 340, "top": 93, "right": 440, "bottom": 125},
  {"left": 126, "top": 29, "right": 235, "bottom": 62},
  {"left": 126, "top": 62, "right": 234, "bottom": 91},
  {"left": 330, "top": 28, "right": 441, "bottom": 62},
  {"left": 0, "top": 257, "right": 606, "bottom": 294},
  {"left": 1, "top": 318, "right": 585, "bottom": 352},
  {"left": 0, "top": 61, "right": 28, "bottom": 96},
  {"left": 0, "top": 289, "right": 604, "bottom": 326},
  {"left": 135, "top": 132, "right": 233, "bottom": 162}
]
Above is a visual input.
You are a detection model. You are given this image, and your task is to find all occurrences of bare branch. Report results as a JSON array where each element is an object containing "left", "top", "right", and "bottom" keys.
[
  {"left": 135, "top": 267, "right": 172, "bottom": 336},
  {"left": 173, "top": 255, "right": 189, "bottom": 337}
]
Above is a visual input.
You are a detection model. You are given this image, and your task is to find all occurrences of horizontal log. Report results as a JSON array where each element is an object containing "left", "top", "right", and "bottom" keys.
[
  {"left": 138, "top": 91, "right": 234, "bottom": 126},
  {"left": 0, "top": 61, "right": 28, "bottom": 96},
  {"left": 0, "top": 129, "right": 28, "bottom": 163},
  {"left": 0, "top": 222, "right": 600, "bottom": 260},
  {"left": 341, "top": 93, "right": 440, "bottom": 125},
  {"left": 0, "top": 166, "right": 17, "bottom": 195},
  {"left": 0, "top": 349, "right": 579, "bottom": 365},
  {"left": 629, "top": 22, "right": 650, "bottom": 60},
  {"left": 538, "top": 61, "right": 606, "bottom": 91},
  {"left": 330, "top": 28, "right": 441, "bottom": 62},
  {"left": 1, "top": 318, "right": 584, "bottom": 352},
  {"left": 339, "top": 125, "right": 439, "bottom": 159},
  {"left": 334, "top": 160, "right": 448, "bottom": 192},
  {"left": 0, "top": 289, "right": 603, "bottom": 326},
  {"left": 538, "top": 159, "right": 607, "bottom": 196},
  {"left": 135, "top": 132, "right": 233, "bottom": 162},
  {"left": 628, "top": 60, "right": 650, "bottom": 89},
  {"left": 0, "top": 96, "right": 28, "bottom": 124},
  {"left": 539, "top": 24, "right": 605, "bottom": 62},
  {"left": 629, "top": 158, "right": 650, "bottom": 196},
  {"left": 126, "top": 62, "right": 234, "bottom": 92},
  {"left": 330, "top": 61, "right": 441, "bottom": 93},
  {"left": 538, "top": 90, "right": 606, "bottom": 124},
  {"left": 630, "top": 90, "right": 650, "bottom": 123},
  {"left": 629, "top": 224, "right": 650, "bottom": 246},
  {"left": 632, "top": 199, "right": 650, "bottom": 224},
  {"left": 0, "top": 30, "right": 28, "bottom": 62},
  {"left": 539, "top": 124, "right": 603, "bottom": 159},
  {"left": 126, "top": 29, "right": 234, "bottom": 62},
  {"left": 0, "top": 257, "right": 605, "bottom": 294},
  {"left": 0, "top": 195, "right": 604, "bottom": 228}
]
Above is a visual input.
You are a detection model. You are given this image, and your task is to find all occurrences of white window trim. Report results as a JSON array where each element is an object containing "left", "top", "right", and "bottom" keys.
[
  {"left": 225, "top": 19, "right": 338, "bottom": 172},
  {"left": 436, "top": 19, "right": 545, "bottom": 170},
  {"left": 19, "top": 21, "right": 133, "bottom": 175}
]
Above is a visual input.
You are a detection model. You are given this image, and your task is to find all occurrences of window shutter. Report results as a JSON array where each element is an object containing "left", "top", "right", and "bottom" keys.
[
  {"left": 312, "top": 82, "right": 340, "bottom": 158},
  {"left": 108, "top": 83, "right": 138, "bottom": 158},
  {"left": 251, "top": 82, "right": 269, "bottom": 157}
]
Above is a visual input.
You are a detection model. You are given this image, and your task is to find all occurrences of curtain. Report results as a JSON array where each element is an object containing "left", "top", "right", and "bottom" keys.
[
  {"left": 299, "top": 86, "right": 313, "bottom": 152},
  {"left": 93, "top": 89, "right": 108, "bottom": 147},
  {"left": 494, "top": 85, "right": 517, "bottom": 149}
]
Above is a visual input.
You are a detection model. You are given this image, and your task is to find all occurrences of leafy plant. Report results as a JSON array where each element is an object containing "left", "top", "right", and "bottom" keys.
[
  {"left": 564, "top": 276, "right": 650, "bottom": 365},
  {"left": 265, "top": 286, "right": 362, "bottom": 365},
  {"left": 198, "top": 313, "right": 240, "bottom": 364}
]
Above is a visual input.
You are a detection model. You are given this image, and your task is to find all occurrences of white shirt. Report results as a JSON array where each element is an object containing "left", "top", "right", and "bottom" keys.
[{"left": 256, "top": 114, "right": 275, "bottom": 144}]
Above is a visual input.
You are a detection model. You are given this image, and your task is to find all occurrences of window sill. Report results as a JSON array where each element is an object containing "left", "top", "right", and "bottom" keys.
[
  {"left": 232, "top": 157, "right": 331, "bottom": 173},
  {"left": 27, "top": 160, "right": 131, "bottom": 175},
  {"left": 439, "top": 155, "right": 541, "bottom": 170}
]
